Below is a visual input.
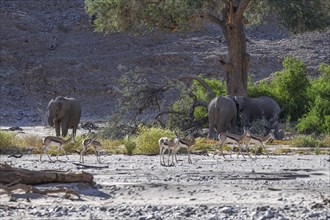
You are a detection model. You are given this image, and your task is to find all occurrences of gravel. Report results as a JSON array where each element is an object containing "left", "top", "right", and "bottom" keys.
[{"left": 0, "top": 154, "right": 329, "bottom": 219}]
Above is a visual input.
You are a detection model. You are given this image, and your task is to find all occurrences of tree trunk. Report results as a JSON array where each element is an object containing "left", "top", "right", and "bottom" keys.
[
  {"left": 208, "top": 0, "right": 250, "bottom": 96},
  {"left": 222, "top": 0, "right": 250, "bottom": 96},
  {"left": 0, "top": 163, "right": 94, "bottom": 185},
  {"left": 224, "top": 21, "right": 249, "bottom": 96}
]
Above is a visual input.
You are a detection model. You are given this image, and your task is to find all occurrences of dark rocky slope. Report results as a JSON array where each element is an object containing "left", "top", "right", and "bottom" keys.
[{"left": 1, "top": 0, "right": 329, "bottom": 126}]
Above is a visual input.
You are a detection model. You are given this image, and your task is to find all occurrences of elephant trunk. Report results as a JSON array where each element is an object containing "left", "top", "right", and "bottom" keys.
[{"left": 48, "top": 115, "right": 55, "bottom": 127}]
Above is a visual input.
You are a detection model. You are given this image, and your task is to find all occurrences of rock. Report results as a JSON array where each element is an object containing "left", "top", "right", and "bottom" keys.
[
  {"left": 221, "top": 206, "right": 236, "bottom": 214},
  {"left": 264, "top": 210, "right": 275, "bottom": 218}
]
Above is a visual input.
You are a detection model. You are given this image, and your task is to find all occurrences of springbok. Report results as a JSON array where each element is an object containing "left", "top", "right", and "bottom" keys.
[
  {"left": 245, "top": 130, "right": 275, "bottom": 158},
  {"left": 214, "top": 129, "right": 249, "bottom": 159},
  {"left": 40, "top": 135, "right": 74, "bottom": 162},
  {"left": 80, "top": 138, "right": 103, "bottom": 163}
]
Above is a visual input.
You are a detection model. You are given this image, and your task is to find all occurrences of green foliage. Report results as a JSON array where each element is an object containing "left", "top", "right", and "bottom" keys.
[
  {"left": 290, "top": 134, "right": 329, "bottom": 149},
  {"left": 191, "top": 76, "right": 226, "bottom": 120},
  {"left": 85, "top": 0, "right": 204, "bottom": 33},
  {"left": 271, "top": 57, "right": 310, "bottom": 121},
  {"left": 0, "top": 132, "right": 41, "bottom": 154},
  {"left": 86, "top": 0, "right": 330, "bottom": 35},
  {"left": 249, "top": 59, "right": 330, "bottom": 135},
  {"left": 192, "top": 76, "right": 226, "bottom": 102},
  {"left": 291, "top": 135, "right": 319, "bottom": 148},
  {"left": 169, "top": 76, "right": 226, "bottom": 130},
  {"left": 248, "top": 56, "right": 310, "bottom": 121},
  {"left": 135, "top": 126, "right": 173, "bottom": 154},
  {"left": 123, "top": 135, "right": 136, "bottom": 155},
  {"left": 170, "top": 94, "right": 194, "bottom": 129},
  {"left": 0, "top": 131, "right": 18, "bottom": 154},
  {"left": 267, "top": 0, "right": 330, "bottom": 33},
  {"left": 194, "top": 137, "right": 216, "bottom": 151},
  {"left": 297, "top": 63, "right": 330, "bottom": 134},
  {"left": 318, "top": 134, "right": 330, "bottom": 148}
]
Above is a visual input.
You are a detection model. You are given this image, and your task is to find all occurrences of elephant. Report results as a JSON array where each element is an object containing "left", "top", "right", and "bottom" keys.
[
  {"left": 207, "top": 96, "right": 238, "bottom": 139},
  {"left": 47, "top": 96, "right": 81, "bottom": 138},
  {"left": 233, "top": 96, "right": 284, "bottom": 139}
]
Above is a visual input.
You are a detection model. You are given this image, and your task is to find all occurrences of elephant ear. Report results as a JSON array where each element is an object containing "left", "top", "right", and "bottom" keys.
[
  {"left": 234, "top": 96, "right": 245, "bottom": 111},
  {"left": 57, "top": 98, "right": 71, "bottom": 119}
]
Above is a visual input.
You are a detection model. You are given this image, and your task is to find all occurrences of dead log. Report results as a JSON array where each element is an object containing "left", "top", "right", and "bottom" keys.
[
  {"left": 0, "top": 163, "right": 93, "bottom": 185},
  {"left": 72, "top": 162, "right": 108, "bottom": 169}
]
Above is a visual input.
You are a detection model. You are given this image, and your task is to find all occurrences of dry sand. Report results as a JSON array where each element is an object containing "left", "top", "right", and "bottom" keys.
[
  {"left": 0, "top": 126, "right": 329, "bottom": 219},
  {"left": 1, "top": 152, "right": 329, "bottom": 219}
]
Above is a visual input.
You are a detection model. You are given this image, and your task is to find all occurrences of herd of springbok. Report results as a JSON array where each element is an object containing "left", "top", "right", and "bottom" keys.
[
  {"left": 158, "top": 129, "right": 275, "bottom": 166},
  {"left": 40, "top": 135, "right": 104, "bottom": 164},
  {"left": 39, "top": 129, "right": 274, "bottom": 166}
]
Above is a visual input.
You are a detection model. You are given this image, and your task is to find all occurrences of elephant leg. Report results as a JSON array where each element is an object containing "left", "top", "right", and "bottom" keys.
[
  {"left": 61, "top": 121, "right": 68, "bottom": 137},
  {"left": 72, "top": 126, "right": 77, "bottom": 140},
  {"left": 55, "top": 122, "right": 61, "bottom": 137}
]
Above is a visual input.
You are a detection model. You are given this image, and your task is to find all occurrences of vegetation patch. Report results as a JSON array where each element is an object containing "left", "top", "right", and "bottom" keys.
[{"left": 135, "top": 126, "right": 174, "bottom": 155}]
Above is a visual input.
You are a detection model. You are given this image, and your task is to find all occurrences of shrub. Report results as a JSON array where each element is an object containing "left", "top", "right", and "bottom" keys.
[
  {"left": 297, "top": 63, "right": 330, "bottom": 134},
  {"left": 123, "top": 135, "right": 136, "bottom": 155},
  {"left": 249, "top": 56, "right": 310, "bottom": 122},
  {"left": 15, "top": 135, "right": 42, "bottom": 147},
  {"left": 194, "top": 137, "right": 216, "bottom": 151},
  {"left": 135, "top": 126, "right": 173, "bottom": 154},
  {"left": 318, "top": 134, "right": 330, "bottom": 148},
  {"left": 271, "top": 57, "right": 310, "bottom": 121},
  {"left": 268, "top": 0, "right": 330, "bottom": 34},
  {"left": 0, "top": 131, "right": 19, "bottom": 154},
  {"left": 291, "top": 135, "right": 319, "bottom": 148}
]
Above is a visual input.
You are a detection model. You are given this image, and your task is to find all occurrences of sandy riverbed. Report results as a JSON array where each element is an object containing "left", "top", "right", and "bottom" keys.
[{"left": 0, "top": 153, "right": 329, "bottom": 219}]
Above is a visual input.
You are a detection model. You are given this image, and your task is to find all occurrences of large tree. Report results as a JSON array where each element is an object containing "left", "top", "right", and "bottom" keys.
[
  {"left": 85, "top": 0, "right": 329, "bottom": 96},
  {"left": 85, "top": 0, "right": 250, "bottom": 96}
]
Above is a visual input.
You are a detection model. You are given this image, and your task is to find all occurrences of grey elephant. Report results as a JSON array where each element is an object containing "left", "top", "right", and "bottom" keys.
[
  {"left": 234, "top": 96, "right": 284, "bottom": 139},
  {"left": 47, "top": 96, "right": 81, "bottom": 138},
  {"left": 207, "top": 96, "right": 237, "bottom": 139}
]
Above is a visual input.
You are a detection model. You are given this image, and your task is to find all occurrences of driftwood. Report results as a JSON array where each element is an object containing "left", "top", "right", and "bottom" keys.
[
  {"left": 72, "top": 162, "right": 108, "bottom": 169},
  {"left": 0, "top": 163, "right": 93, "bottom": 185},
  {"left": 0, "top": 183, "right": 81, "bottom": 200}
]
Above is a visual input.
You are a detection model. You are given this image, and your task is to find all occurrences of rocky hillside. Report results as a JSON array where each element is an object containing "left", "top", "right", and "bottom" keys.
[{"left": 1, "top": 0, "right": 329, "bottom": 126}]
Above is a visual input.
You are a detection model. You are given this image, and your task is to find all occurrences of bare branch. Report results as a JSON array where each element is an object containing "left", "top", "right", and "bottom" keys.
[
  {"left": 178, "top": 75, "right": 215, "bottom": 100},
  {"left": 207, "top": 10, "right": 225, "bottom": 29}
]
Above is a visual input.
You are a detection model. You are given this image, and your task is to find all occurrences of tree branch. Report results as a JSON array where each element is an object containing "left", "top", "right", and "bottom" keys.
[
  {"left": 235, "top": 0, "right": 250, "bottom": 21},
  {"left": 207, "top": 10, "right": 226, "bottom": 30},
  {"left": 178, "top": 75, "right": 215, "bottom": 100}
]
